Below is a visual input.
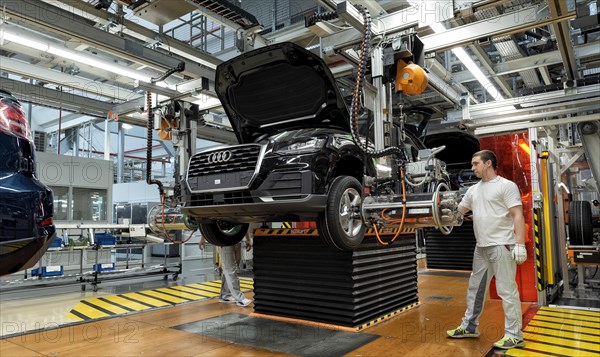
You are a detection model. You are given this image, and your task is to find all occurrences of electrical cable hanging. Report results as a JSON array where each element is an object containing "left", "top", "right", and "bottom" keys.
[
  {"left": 145, "top": 62, "right": 193, "bottom": 244},
  {"left": 348, "top": 5, "right": 406, "bottom": 161}
]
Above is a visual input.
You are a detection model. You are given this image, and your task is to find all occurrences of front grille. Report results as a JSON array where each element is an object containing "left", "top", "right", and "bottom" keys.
[
  {"left": 191, "top": 191, "right": 254, "bottom": 206},
  {"left": 186, "top": 145, "right": 262, "bottom": 192},
  {"left": 188, "top": 145, "right": 261, "bottom": 177}
]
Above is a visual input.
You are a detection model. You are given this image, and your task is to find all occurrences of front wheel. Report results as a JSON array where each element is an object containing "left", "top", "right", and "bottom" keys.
[
  {"left": 199, "top": 221, "right": 248, "bottom": 246},
  {"left": 317, "top": 176, "right": 366, "bottom": 251}
]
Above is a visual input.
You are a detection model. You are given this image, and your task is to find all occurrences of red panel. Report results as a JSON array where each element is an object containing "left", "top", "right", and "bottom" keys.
[
  {"left": 481, "top": 133, "right": 537, "bottom": 303},
  {"left": 293, "top": 221, "right": 317, "bottom": 229}
]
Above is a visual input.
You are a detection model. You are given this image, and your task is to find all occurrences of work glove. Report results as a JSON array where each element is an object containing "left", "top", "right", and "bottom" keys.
[{"left": 511, "top": 243, "right": 527, "bottom": 265}]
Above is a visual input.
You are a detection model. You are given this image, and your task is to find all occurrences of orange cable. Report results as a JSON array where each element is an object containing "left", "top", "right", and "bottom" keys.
[{"left": 375, "top": 168, "right": 407, "bottom": 245}]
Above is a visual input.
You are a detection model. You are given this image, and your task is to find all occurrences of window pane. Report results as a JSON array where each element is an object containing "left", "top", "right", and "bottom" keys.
[
  {"left": 72, "top": 188, "right": 107, "bottom": 221},
  {"left": 49, "top": 186, "right": 69, "bottom": 221}
]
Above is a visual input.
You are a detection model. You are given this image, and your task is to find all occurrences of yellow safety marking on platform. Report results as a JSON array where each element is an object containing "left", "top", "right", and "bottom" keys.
[
  {"left": 528, "top": 320, "right": 599, "bottom": 336},
  {"left": 84, "top": 298, "right": 130, "bottom": 315},
  {"left": 141, "top": 290, "right": 189, "bottom": 304},
  {"left": 201, "top": 281, "right": 223, "bottom": 289},
  {"left": 523, "top": 332, "right": 600, "bottom": 352},
  {"left": 282, "top": 222, "right": 292, "bottom": 228},
  {"left": 126, "top": 292, "right": 171, "bottom": 307},
  {"left": 66, "top": 312, "right": 85, "bottom": 321},
  {"left": 201, "top": 279, "right": 253, "bottom": 292},
  {"left": 505, "top": 349, "right": 554, "bottom": 357},
  {"left": 240, "top": 278, "right": 254, "bottom": 285},
  {"left": 532, "top": 314, "right": 599, "bottom": 328},
  {"left": 67, "top": 279, "right": 255, "bottom": 322},
  {"left": 103, "top": 295, "right": 152, "bottom": 312},
  {"left": 188, "top": 283, "right": 222, "bottom": 294},
  {"left": 169, "top": 285, "right": 216, "bottom": 298},
  {"left": 542, "top": 306, "right": 600, "bottom": 318},
  {"left": 537, "top": 310, "right": 600, "bottom": 323},
  {"left": 518, "top": 341, "right": 597, "bottom": 357},
  {"left": 524, "top": 325, "right": 600, "bottom": 343},
  {"left": 155, "top": 287, "right": 205, "bottom": 301},
  {"left": 356, "top": 302, "right": 421, "bottom": 331},
  {"left": 68, "top": 301, "right": 111, "bottom": 320}
]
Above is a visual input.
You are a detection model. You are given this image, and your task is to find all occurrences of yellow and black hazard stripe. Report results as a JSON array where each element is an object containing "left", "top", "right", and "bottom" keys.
[
  {"left": 365, "top": 226, "right": 416, "bottom": 236},
  {"left": 254, "top": 226, "right": 415, "bottom": 237},
  {"left": 254, "top": 228, "right": 320, "bottom": 236},
  {"left": 503, "top": 306, "right": 600, "bottom": 357},
  {"left": 533, "top": 208, "right": 545, "bottom": 291},
  {"left": 281, "top": 222, "right": 292, "bottom": 228},
  {"left": 356, "top": 302, "right": 421, "bottom": 331},
  {"left": 67, "top": 278, "right": 254, "bottom": 321}
]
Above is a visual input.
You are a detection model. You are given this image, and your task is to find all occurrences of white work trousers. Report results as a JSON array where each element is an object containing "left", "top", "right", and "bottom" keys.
[
  {"left": 461, "top": 245, "right": 523, "bottom": 339},
  {"left": 219, "top": 244, "right": 245, "bottom": 302}
]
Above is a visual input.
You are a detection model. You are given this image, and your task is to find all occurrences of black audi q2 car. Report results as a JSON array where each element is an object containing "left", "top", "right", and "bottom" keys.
[
  {"left": 0, "top": 90, "right": 55, "bottom": 276},
  {"left": 181, "top": 42, "right": 425, "bottom": 251}
]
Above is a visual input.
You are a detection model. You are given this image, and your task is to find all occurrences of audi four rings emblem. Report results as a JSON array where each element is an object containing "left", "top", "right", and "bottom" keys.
[{"left": 207, "top": 150, "right": 233, "bottom": 163}]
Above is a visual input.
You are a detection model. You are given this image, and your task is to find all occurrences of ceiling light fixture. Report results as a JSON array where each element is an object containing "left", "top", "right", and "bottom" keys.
[
  {"left": 1, "top": 28, "right": 153, "bottom": 83},
  {"left": 429, "top": 22, "right": 504, "bottom": 101}
]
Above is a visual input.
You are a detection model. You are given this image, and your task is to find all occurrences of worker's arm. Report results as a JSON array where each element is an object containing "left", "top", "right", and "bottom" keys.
[
  {"left": 458, "top": 205, "right": 471, "bottom": 216},
  {"left": 198, "top": 236, "right": 206, "bottom": 250},
  {"left": 245, "top": 233, "right": 252, "bottom": 251},
  {"left": 508, "top": 205, "right": 526, "bottom": 245}
]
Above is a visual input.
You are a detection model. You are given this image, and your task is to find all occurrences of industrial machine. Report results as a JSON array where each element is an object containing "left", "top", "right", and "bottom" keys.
[{"left": 140, "top": 4, "right": 464, "bottom": 251}]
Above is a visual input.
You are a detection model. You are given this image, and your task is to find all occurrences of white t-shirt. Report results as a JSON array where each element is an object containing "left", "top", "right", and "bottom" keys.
[{"left": 459, "top": 176, "right": 523, "bottom": 247}]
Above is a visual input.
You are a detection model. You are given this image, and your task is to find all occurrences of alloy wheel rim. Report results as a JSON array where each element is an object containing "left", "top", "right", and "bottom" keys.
[{"left": 338, "top": 187, "right": 362, "bottom": 236}]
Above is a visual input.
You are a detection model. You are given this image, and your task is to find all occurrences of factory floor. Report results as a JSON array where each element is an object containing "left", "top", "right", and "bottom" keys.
[{"left": 2, "top": 259, "right": 598, "bottom": 356}]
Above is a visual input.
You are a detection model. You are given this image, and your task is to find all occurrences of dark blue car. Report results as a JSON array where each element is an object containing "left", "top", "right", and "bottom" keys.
[{"left": 0, "top": 90, "right": 55, "bottom": 276}]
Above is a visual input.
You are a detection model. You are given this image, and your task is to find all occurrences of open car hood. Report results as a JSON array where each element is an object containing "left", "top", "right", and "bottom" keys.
[{"left": 215, "top": 42, "right": 350, "bottom": 144}]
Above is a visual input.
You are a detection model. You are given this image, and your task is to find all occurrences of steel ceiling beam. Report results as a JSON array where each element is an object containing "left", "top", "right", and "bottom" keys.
[
  {"left": 44, "top": 0, "right": 221, "bottom": 72},
  {"left": 2, "top": 0, "right": 211, "bottom": 80},
  {"left": 320, "top": 3, "right": 453, "bottom": 54},
  {"left": 548, "top": 0, "right": 578, "bottom": 80},
  {"left": 468, "top": 44, "right": 514, "bottom": 98},
  {"left": 446, "top": 83, "right": 600, "bottom": 121},
  {"left": 0, "top": 77, "right": 113, "bottom": 116},
  {"left": 0, "top": 56, "right": 141, "bottom": 102},
  {"left": 421, "top": 5, "right": 576, "bottom": 53},
  {"left": 452, "top": 43, "right": 599, "bottom": 83},
  {"left": 474, "top": 114, "right": 599, "bottom": 136}
]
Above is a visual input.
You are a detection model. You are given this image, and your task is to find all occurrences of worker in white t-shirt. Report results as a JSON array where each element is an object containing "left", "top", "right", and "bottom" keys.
[{"left": 446, "top": 150, "right": 527, "bottom": 350}]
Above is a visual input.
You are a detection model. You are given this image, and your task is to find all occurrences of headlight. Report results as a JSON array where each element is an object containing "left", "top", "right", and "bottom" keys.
[{"left": 274, "top": 137, "right": 327, "bottom": 154}]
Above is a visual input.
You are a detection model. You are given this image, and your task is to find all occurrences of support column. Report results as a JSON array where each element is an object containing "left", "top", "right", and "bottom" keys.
[
  {"left": 104, "top": 119, "right": 111, "bottom": 161},
  {"left": 116, "top": 122, "right": 124, "bottom": 183}
]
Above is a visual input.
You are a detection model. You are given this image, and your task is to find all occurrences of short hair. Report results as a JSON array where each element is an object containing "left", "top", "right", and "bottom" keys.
[{"left": 473, "top": 150, "right": 497, "bottom": 169}]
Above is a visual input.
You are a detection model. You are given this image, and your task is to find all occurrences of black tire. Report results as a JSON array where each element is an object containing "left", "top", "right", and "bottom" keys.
[
  {"left": 199, "top": 221, "right": 248, "bottom": 246},
  {"left": 568, "top": 201, "right": 593, "bottom": 246},
  {"left": 317, "top": 176, "right": 366, "bottom": 251}
]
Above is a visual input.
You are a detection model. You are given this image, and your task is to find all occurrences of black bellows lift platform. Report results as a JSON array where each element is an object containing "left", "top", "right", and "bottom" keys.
[
  {"left": 424, "top": 221, "right": 476, "bottom": 270},
  {"left": 252, "top": 227, "right": 420, "bottom": 330}
]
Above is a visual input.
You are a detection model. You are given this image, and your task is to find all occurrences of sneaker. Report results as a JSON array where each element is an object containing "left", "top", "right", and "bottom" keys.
[
  {"left": 447, "top": 326, "right": 479, "bottom": 338},
  {"left": 494, "top": 336, "right": 525, "bottom": 349},
  {"left": 218, "top": 296, "right": 236, "bottom": 304},
  {"left": 236, "top": 298, "right": 252, "bottom": 307}
]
